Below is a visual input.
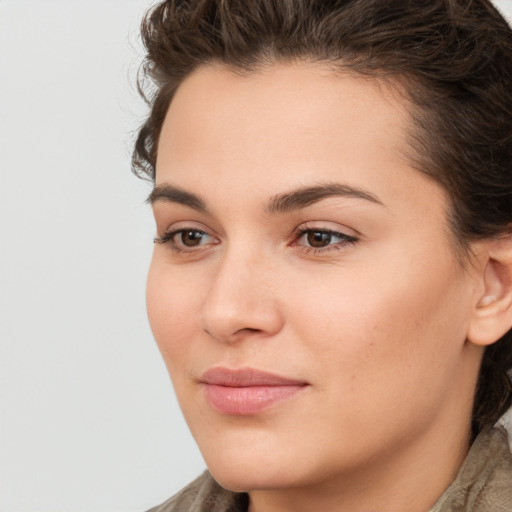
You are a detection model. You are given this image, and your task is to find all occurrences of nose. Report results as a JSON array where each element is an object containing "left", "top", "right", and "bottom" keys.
[{"left": 199, "top": 248, "right": 285, "bottom": 344}]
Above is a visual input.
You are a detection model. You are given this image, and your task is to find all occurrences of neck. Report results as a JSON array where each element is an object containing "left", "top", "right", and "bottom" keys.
[{"left": 248, "top": 415, "right": 471, "bottom": 512}]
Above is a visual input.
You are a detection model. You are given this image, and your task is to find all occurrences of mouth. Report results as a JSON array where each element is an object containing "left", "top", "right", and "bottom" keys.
[{"left": 199, "top": 367, "right": 309, "bottom": 416}]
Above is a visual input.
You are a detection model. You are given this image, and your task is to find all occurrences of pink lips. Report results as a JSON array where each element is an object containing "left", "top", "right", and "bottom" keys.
[{"left": 200, "top": 367, "right": 308, "bottom": 415}]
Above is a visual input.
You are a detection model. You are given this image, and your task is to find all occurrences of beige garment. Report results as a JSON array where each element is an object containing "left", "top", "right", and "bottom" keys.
[
  {"left": 430, "top": 426, "right": 512, "bottom": 511},
  {"left": 147, "top": 426, "right": 512, "bottom": 512}
]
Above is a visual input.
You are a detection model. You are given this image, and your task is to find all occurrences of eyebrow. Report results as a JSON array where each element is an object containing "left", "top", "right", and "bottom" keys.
[
  {"left": 147, "top": 181, "right": 384, "bottom": 214},
  {"left": 147, "top": 185, "right": 207, "bottom": 212},
  {"left": 266, "top": 182, "right": 384, "bottom": 214}
]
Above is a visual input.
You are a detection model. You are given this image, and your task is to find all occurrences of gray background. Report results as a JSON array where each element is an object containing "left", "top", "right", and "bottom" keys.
[{"left": 1, "top": 1, "right": 511, "bottom": 510}]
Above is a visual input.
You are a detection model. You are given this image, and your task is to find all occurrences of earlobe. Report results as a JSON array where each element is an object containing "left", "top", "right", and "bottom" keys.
[{"left": 467, "top": 235, "right": 512, "bottom": 347}]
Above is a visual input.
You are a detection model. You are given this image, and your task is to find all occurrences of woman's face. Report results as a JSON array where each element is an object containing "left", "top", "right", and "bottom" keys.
[{"left": 147, "top": 63, "right": 483, "bottom": 492}]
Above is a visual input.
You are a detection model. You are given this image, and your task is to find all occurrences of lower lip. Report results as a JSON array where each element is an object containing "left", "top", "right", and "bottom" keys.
[{"left": 203, "top": 384, "right": 306, "bottom": 415}]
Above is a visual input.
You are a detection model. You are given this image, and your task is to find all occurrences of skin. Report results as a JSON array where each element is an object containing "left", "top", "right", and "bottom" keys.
[{"left": 146, "top": 62, "right": 501, "bottom": 512}]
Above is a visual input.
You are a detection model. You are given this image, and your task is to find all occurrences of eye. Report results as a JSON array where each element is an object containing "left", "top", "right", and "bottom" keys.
[
  {"left": 155, "top": 228, "right": 217, "bottom": 252},
  {"left": 294, "top": 227, "right": 358, "bottom": 252},
  {"left": 175, "top": 229, "right": 209, "bottom": 247},
  {"left": 304, "top": 231, "right": 335, "bottom": 248}
]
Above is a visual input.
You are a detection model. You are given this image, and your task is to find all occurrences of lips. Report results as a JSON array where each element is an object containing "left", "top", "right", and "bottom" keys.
[{"left": 199, "top": 367, "right": 308, "bottom": 415}]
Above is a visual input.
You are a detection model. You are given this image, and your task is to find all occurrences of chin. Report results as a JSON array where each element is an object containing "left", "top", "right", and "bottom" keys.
[
  {"left": 206, "top": 458, "right": 296, "bottom": 493},
  {"left": 202, "top": 450, "right": 273, "bottom": 490},
  {"left": 196, "top": 429, "right": 335, "bottom": 494},
  {"left": 192, "top": 428, "right": 299, "bottom": 492}
]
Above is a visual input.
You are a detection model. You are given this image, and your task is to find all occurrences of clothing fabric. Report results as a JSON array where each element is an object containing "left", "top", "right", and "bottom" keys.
[
  {"left": 147, "top": 424, "right": 512, "bottom": 512},
  {"left": 430, "top": 426, "right": 512, "bottom": 511}
]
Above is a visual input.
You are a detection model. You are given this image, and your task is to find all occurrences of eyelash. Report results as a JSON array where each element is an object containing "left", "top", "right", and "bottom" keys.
[
  {"left": 154, "top": 228, "right": 214, "bottom": 254},
  {"left": 291, "top": 225, "right": 359, "bottom": 254},
  {"left": 154, "top": 225, "right": 359, "bottom": 255}
]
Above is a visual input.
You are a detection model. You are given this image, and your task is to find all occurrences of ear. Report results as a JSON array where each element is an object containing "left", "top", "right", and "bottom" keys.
[{"left": 467, "top": 235, "right": 512, "bottom": 347}]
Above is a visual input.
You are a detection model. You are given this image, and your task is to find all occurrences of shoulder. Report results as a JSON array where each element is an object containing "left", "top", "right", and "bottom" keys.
[{"left": 145, "top": 471, "right": 248, "bottom": 512}]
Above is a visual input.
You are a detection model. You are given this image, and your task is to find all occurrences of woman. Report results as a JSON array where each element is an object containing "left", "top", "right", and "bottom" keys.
[{"left": 134, "top": 1, "right": 512, "bottom": 510}]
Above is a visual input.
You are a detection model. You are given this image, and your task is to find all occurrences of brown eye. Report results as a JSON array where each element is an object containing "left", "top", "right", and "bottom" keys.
[
  {"left": 306, "top": 231, "right": 332, "bottom": 247},
  {"left": 155, "top": 227, "right": 218, "bottom": 252},
  {"left": 179, "top": 230, "right": 205, "bottom": 247},
  {"left": 294, "top": 228, "right": 358, "bottom": 252}
]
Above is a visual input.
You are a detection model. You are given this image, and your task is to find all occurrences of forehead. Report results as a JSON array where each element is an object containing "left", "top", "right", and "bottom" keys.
[{"left": 156, "top": 62, "right": 412, "bottom": 185}]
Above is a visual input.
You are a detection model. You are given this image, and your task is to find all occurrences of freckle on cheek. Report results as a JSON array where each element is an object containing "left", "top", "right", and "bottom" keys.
[{"left": 349, "top": 373, "right": 357, "bottom": 392}]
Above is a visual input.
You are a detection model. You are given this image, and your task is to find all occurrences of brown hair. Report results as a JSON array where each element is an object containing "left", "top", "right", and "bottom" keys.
[{"left": 133, "top": 0, "right": 512, "bottom": 434}]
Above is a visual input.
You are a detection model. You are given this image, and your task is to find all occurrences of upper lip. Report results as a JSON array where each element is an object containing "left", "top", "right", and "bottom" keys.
[{"left": 199, "top": 367, "right": 308, "bottom": 387}]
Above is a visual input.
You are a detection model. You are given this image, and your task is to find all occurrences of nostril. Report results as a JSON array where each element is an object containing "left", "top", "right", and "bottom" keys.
[{"left": 229, "top": 326, "right": 264, "bottom": 339}]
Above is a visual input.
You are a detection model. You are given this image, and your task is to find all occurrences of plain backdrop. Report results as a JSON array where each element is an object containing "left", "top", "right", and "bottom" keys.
[
  {"left": 1, "top": 1, "right": 512, "bottom": 511},
  {"left": 0, "top": 1, "right": 205, "bottom": 511}
]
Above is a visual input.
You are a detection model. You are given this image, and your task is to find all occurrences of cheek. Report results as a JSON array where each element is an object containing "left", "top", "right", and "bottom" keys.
[
  {"left": 288, "top": 250, "right": 469, "bottom": 396},
  {"left": 146, "top": 258, "right": 201, "bottom": 368}
]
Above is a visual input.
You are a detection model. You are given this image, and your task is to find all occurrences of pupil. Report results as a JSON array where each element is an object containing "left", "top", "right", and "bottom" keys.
[
  {"left": 182, "top": 230, "right": 202, "bottom": 246},
  {"left": 307, "top": 231, "right": 330, "bottom": 247}
]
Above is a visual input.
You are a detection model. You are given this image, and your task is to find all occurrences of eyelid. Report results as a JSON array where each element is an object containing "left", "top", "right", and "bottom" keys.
[
  {"left": 155, "top": 219, "right": 212, "bottom": 238},
  {"left": 154, "top": 228, "right": 210, "bottom": 244},
  {"left": 290, "top": 222, "right": 359, "bottom": 253},
  {"left": 292, "top": 221, "right": 359, "bottom": 239},
  {"left": 154, "top": 222, "right": 219, "bottom": 254}
]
